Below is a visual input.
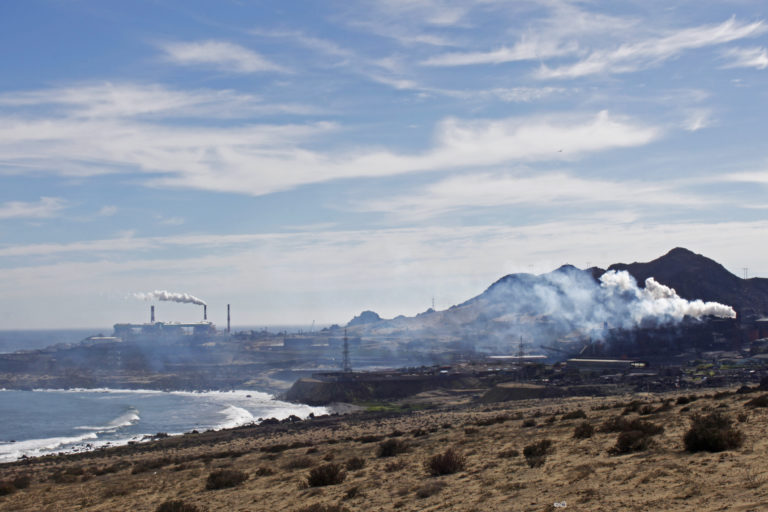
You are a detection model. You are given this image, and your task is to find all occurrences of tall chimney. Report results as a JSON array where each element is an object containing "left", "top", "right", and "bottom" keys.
[
  {"left": 204, "top": 304, "right": 207, "bottom": 321},
  {"left": 227, "top": 304, "right": 231, "bottom": 333},
  {"left": 151, "top": 305, "right": 155, "bottom": 323}
]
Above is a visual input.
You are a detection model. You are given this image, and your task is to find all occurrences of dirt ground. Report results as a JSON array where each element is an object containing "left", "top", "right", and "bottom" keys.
[{"left": 1, "top": 387, "right": 767, "bottom": 512}]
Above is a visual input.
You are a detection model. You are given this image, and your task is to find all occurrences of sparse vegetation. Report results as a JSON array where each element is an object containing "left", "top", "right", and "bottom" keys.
[
  {"left": 573, "top": 421, "right": 594, "bottom": 439},
  {"left": 600, "top": 416, "right": 664, "bottom": 436},
  {"left": 307, "top": 463, "right": 346, "bottom": 487},
  {"left": 521, "top": 418, "right": 537, "bottom": 428},
  {"left": 684, "top": 412, "right": 744, "bottom": 453},
  {"left": 523, "top": 439, "right": 553, "bottom": 468},
  {"left": 254, "top": 466, "right": 274, "bottom": 476},
  {"left": 425, "top": 447, "right": 465, "bottom": 476},
  {"left": 498, "top": 447, "right": 520, "bottom": 458},
  {"left": 294, "top": 504, "right": 348, "bottom": 512},
  {"left": 285, "top": 456, "right": 315, "bottom": 470},
  {"left": 205, "top": 469, "right": 248, "bottom": 490}
]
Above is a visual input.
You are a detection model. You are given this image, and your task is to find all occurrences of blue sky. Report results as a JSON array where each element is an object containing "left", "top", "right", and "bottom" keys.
[{"left": 1, "top": 0, "right": 768, "bottom": 329}]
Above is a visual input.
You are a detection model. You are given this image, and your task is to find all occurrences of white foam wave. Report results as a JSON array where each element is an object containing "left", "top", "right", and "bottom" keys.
[
  {"left": 75, "top": 408, "right": 140, "bottom": 431},
  {"left": 217, "top": 405, "right": 256, "bottom": 430},
  {"left": 0, "top": 432, "right": 99, "bottom": 463}
]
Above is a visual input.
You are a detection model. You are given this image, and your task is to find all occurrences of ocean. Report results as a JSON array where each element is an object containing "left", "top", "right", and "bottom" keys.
[{"left": 0, "top": 388, "right": 327, "bottom": 463}]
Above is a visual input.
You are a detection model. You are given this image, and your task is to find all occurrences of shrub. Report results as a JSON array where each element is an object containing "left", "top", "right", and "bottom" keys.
[
  {"left": 638, "top": 405, "right": 655, "bottom": 415},
  {"left": 307, "top": 463, "right": 346, "bottom": 487},
  {"left": 12, "top": 474, "right": 31, "bottom": 490},
  {"left": 600, "top": 416, "right": 664, "bottom": 436},
  {"left": 562, "top": 409, "right": 587, "bottom": 420},
  {"left": 610, "top": 430, "right": 653, "bottom": 454},
  {"left": 521, "top": 419, "right": 537, "bottom": 428},
  {"left": 676, "top": 396, "right": 690, "bottom": 405},
  {"left": 475, "top": 415, "right": 509, "bottom": 426},
  {"left": 376, "top": 439, "right": 408, "bottom": 458},
  {"left": 0, "top": 482, "right": 16, "bottom": 496},
  {"left": 683, "top": 412, "right": 744, "bottom": 453},
  {"left": 205, "top": 469, "right": 248, "bottom": 490},
  {"left": 425, "top": 448, "right": 465, "bottom": 476},
  {"left": 345, "top": 457, "right": 365, "bottom": 471},
  {"left": 573, "top": 421, "right": 594, "bottom": 439},
  {"left": 156, "top": 500, "right": 203, "bottom": 512},
  {"left": 254, "top": 466, "right": 274, "bottom": 476},
  {"left": 384, "top": 460, "right": 407, "bottom": 472},
  {"left": 523, "top": 439, "right": 553, "bottom": 468},
  {"left": 744, "top": 394, "right": 768, "bottom": 408},
  {"left": 356, "top": 434, "right": 383, "bottom": 444}
]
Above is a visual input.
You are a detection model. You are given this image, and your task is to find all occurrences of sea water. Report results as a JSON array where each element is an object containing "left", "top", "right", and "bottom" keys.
[{"left": 0, "top": 388, "right": 327, "bottom": 463}]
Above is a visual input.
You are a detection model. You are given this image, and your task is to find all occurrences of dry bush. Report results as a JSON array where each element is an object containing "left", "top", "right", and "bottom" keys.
[
  {"left": 415, "top": 481, "right": 445, "bottom": 498},
  {"left": 11, "top": 474, "right": 30, "bottom": 490},
  {"left": 676, "top": 396, "right": 691, "bottom": 405},
  {"left": 684, "top": 412, "right": 744, "bottom": 453},
  {"left": 356, "top": 435, "right": 383, "bottom": 444},
  {"left": 343, "top": 486, "right": 361, "bottom": 500},
  {"left": 0, "top": 481, "right": 16, "bottom": 496},
  {"left": 744, "top": 394, "right": 768, "bottom": 408},
  {"left": 345, "top": 457, "right": 365, "bottom": 471},
  {"left": 737, "top": 412, "right": 749, "bottom": 423},
  {"left": 573, "top": 421, "right": 594, "bottom": 439},
  {"left": 425, "top": 447, "right": 465, "bottom": 476},
  {"left": 285, "top": 456, "right": 315, "bottom": 470},
  {"left": 156, "top": 500, "right": 204, "bottom": 512},
  {"left": 523, "top": 439, "right": 553, "bottom": 468},
  {"left": 132, "top": 457, "right": 172, "bottom": 474},
  {"left": 521, "top": 419, "right": 537, "bottom": 428},
  {"left": 205, "top": 469, "right": 248, "bottom": 490},
  {"left": 561, "top": 409, "right": 587, "bottom": 420},
  {"left": 610, "top": 430, "right": 653, "bottom": 454},
  {"left": 307, "top": 463, "right": 346, "bottom": 487},
  {"left": 474, "top": 414, "right": 509, "bottom": 426},
  {"left": 376, "top": 439, "right": 408, "bottom": 458},
  {"left": 600, "top": 416, "right": 664, "bottom": 436}
]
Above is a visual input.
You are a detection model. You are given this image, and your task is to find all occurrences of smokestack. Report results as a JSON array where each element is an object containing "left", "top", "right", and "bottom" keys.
[
  {"left": 151, "top": 305, "right": 155, "bottom": 323},
  {"left": 204, "top": 304, "right": 207, "bottom": 321},
  {"left": 227, "top": 304, "right": 231, "bottom": 333}
]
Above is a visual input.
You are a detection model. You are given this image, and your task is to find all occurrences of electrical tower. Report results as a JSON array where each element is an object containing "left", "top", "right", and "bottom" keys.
[{"left": 342, "top": 328, "right": 352, "bottom": 373}]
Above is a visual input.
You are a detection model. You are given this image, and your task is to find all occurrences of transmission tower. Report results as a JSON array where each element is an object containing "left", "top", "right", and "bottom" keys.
[{"left": 342, "top": 328, "right": 352, "bottom": 373}]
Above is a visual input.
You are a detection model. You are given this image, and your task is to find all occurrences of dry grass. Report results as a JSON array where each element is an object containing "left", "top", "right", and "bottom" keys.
[{"left": 1, "top": 387, "right": 767, "bottom": 512}]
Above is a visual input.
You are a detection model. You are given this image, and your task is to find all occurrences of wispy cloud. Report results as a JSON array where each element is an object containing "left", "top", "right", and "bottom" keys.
[
  {"left": 98, "top": 205, "right": 118, "bottom": 216},
  {"left": 160, "top": 40, "right": 289, "bottom": 73},
  {"left": 721, "top": 46, "right": 768, "bottom": 69},
  {"left": 423, "top": 38, "right": 577, "bottom": 66},
  {"left": 537, "top": 17, "right": 766, "bottom": 79},
  {"left": 0, "top": 89, "right": 659, "bottom": 195},
  {"left": 0, "top": 82, "right": 318, "bottom": 118},
  {"left": 0, "top": 197, "right": 67, "bottom": 220},
  {"left": 355, "top": 172, "right": 705, "bottom": 219}
]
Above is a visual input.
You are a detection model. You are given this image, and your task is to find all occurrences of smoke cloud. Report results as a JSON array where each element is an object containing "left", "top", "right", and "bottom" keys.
[
  {"left": 599, "top": 270, "right": 736, "bottom": 323},
  {"left": 134, "top": 290, "right": 207, "bottom": 306}
]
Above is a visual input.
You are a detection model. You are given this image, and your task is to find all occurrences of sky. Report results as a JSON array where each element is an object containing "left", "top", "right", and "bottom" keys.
[{"left": 1, "top": 0, "right": 768, "bottom": 329}]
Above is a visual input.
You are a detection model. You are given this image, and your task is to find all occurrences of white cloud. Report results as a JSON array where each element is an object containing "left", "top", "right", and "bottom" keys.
[
  {"left": 683, "top": 109, "right": 713, "bottom": 132},
  {"left": 721, "top": 46, "right": 768, "bottom": 69},
  {"left": 160, "top": 40, "right": 289, "bottom": 74},
  {"left": 0, "top": 91, "right": 659, "bottom": 195},
  {"left": 537, "top": 17, "right": 766, "bottom": 79},
  {"left": 2, "top": 219, "right": 768, "bottom": 327},
  {"left": 98, "top": 205, "right": 118, "bottom": 216},
  {"left": 355, "top": 172, "right": 705, "bottom": 219},
  {"left": 423, "top": 38, "right": 578, "bottom": 66},
  {"left": 0, "top": 197, "right": 67, "bottom": 220},
  {"left": 0, "top": 82, "right": 318, "bottom": 119}
]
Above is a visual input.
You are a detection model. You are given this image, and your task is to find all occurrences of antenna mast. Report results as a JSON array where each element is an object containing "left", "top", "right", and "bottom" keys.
[{"left": 342, "top": 328, "right": 352, "bottom": 372}]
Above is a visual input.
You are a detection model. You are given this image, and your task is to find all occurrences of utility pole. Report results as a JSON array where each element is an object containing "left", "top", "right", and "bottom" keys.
[
  {"left": 342, "top": 328, "right": 352, "bottom": 373},
  {"left": 743, "top": 267, "right": 749, "bottom": 280}
]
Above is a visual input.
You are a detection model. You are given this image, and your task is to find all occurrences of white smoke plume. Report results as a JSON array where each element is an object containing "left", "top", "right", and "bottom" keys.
[
  {"left": 599, "top": 270, "right": 736, "bottom": 323},
  {"left": 134, "top": 290, "right": 207, "bottom": 306}
]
